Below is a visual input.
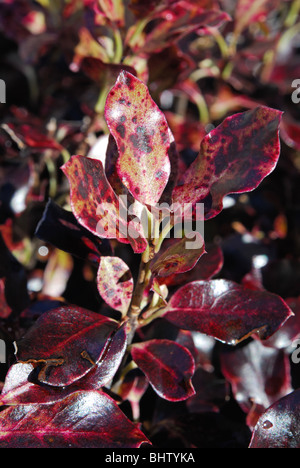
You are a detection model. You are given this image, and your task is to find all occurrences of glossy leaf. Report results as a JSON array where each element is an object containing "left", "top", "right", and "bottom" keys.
[
  {"left": 172, "top": 107, "right": 283, "bottom": 220},
  {"left": 249, "top": 389, "right": 300, "bottom": 448},
  {"left": 150, "top": 233, "right": 205, "bottom": 278},
  {"left": 97, "top": 256, "right": 133, "bottom": 314},
  {"left": 160, "top": 242, "right": 223, "bottom": 287},
  {"left": 104, "top": 71, "right": 171, "bottom": 205},
  {"left": 131, "top": 339, "right": 195, "bottom": 401},
  {"left": 0, "top": 390, "right": 150, "bottom": 448},
  {"left": 220, "top": 339, "right": 292, "bottom": 428},
  {"left": 16, "top": 306, "right": 118, "bottom": 387},
  {"left": 35, "top": 199, "right": 112, "bottom": 263},
  {"left": 61, "top": 155, "right": 148, "bottom": 253},
  {"left": 161, "top": 279, "right": 293, "bottom": 344},
  {"left": 1, "top": 324, "right": 127, "bottom": 406}
]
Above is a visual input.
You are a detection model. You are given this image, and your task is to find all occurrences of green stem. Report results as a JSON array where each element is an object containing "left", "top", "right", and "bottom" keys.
[{"left": 113, "top": 28, "right": 123, "bottom": 63}]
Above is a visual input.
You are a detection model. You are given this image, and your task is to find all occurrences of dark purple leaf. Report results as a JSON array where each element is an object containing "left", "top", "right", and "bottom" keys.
[
  {"left": 161, "top": 279, "right": 293, "bottom": 344},
  {"left": 220, "top": 339, "right": 292, "bottom": 428},
  {"left": 249, "top": 389, "right": 300, "bottom": 448},
  {"left": 35, "top": 199, "right": 112, "bottom": 262},
  {"left": 16, "top": 305, "right": 119, "bottom": 387},
  {"left": 0, "top": 390, "right": 150, "bottom": 448},
  {"left": 131, "top": 339, "right": 195, "bottom": 401},
  {"left": 1, "top": 324, "right": 127, "bottom": 406}
]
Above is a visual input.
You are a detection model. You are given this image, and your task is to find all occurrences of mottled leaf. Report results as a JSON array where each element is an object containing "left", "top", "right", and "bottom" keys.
[
  {"left": 1, "top": 324, "right": 127, "bottom": 406},
  {"left": 249, "top": 389, "right": 300, "bottom": 448},
  {"left": 104, "top": 71, "right": 171, "bottom": 205},
  {"left": 97, "top": 256, "right": 133, "bottom": 314},
  {"left": 131, "top": 339, "right": 195, "bottom": 401},
  {"left": 172, "top": 107, "right": 282, "bottom": 220},
  {"left": 220, "top": 340, "right": 292, "bottom": 428},
  {"left": 61, "top": 155, "right": 148, "bottom": 253},
  {"left": 150, "top": 233, "right": 205, "bottom": 278},
  {"left": 0, "top": 390, "right": 150, "bottom": 448},
  {"left": 16, "top": 306, "right": 119, "bottom": 387},
  {"left": 161, "top": 279, "right": 293, "bottom": 344}
]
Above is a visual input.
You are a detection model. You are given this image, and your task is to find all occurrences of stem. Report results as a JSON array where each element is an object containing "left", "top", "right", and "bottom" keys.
[{"left": 113, "top": 28, "right": 123, "bottom": 63}]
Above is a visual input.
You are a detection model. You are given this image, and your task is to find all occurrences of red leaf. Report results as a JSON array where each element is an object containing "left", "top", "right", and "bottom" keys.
[
  {"left": 249, "top": 389, "right": 300, "bottom": 448},
  {"left": 104, "top": 71, "right": 171, "bottom": 205},
  {"left": 131, "top": 339, "right": 195, "bottom": 401},
  {"left": 16, "top": 306, "right": 119, "bottom": 387},
  {"left": 1, "top": 324, "right": 127, "bottom": 406},
  {"left": 97, "top": 256, "right": 133, "bottom": 314},
  {"left": 5, "top": 123, "right": 63, "bottom": 151},
  {"left": 61, "top": 155, "right": 148, "bottom": 253},
  {"left": 150, "top": 233, "right": 205, "bottom": 278},
  {"left": 220, "top": 340, "right": 292, "bottom": 428},
  {"left": 161, "top": 279, "right": 293, "bottom": 344},
  {"left": 172, "top": 107, "right": 283, "bottom": 220},
  {"left": 0, "top": 390, "right": 150, "bottom": 448}
]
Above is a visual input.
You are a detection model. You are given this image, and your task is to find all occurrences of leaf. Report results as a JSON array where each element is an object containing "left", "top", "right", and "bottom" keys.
[
  {"left": 131, "top": 339, "right": 195, "bottom": 401},
  {"left": 104, "top": 71, "right": 171, "bottom": 205},
  {"left": 158, "top": 242, "right": 223, "bottom": 287},
  {"left": 150, "top": 233, "right": 205, "bottom": 278},
  {"left": 0, "top": 390, "right": 150, "bottom": 448},
  {"left": 16, "top": 306, "right": 119, "bottom": 387},
  {"left": 172, "top": 107, "right": 283, "bottom": 220},
  {"left": 220, "top": 340, "right": 292, "bottom": 428},
  {"left": 1, "top": 324, "right": 127, "bottom": 406},
  {"left": 249, "top": 389, "right": 300, "bottom": 448},
  {"left": 129, "top": 1, "right": 231, "bottom": 53},
  {"left": 97, "top": 0, "right": 125, "bottom": 27},
  {"left": 35, "top": 199, "right": 112, "bottom": 263},
  {"left": 161, "top": 279, "right": 293, "bottom": 345},
  {"left": 97, "top": 256, "right": 133, "bottom": 314},
  {"left": 61, "top": 154, "right": 148, "bottom": 253}
]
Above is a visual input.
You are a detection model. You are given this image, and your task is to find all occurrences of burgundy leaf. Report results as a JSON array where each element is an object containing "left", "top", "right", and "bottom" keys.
[
  {"left": 97, "top": 256, "right": 133, "bottom": 314},
  {"left": 249, "top": 389, "right": 300, "bottom": 448},
  {"left": 61, "top": 154, "right": 148, "bottom": 253},
  {"left": 0, "top": 390, "right": 150, "bottom": 448},
  {"left": 130, "top": 1, "right": 230, "bottom": 53},
  {"left": 150, "top": 233, "right": 205, "bottom": 278},
  {"left": 161, "top": 279, "right": 293, "bottom": 344},
  {"left": 131, "top": 339, "right": 195, "bottom": 401},
  {"left": 172, "top": 107, "right": 283, "bottom": 220},
  {"left": 220, "top": 340, "right": 292, "bottom": 428},
  {"left": 16, "top": 305, "right": 119, "bottom": 387},
  {"left": 104, "top": 71, "right": 171, "bottom": 205},
  {"left": 1, "top": 324, "right": 127, "bottom": 406},
  {"left": 158, "top": 242, "right": 223, "bottom": 287},
  {"left": 4, "top": 123, "right": 63, "bottom": 151}
]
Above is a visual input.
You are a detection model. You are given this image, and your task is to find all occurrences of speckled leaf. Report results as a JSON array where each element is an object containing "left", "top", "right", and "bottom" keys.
[
  {"left": 249, "top": 389, "right": 300, "bottom": 448},
  {"left": 1, "top": 324, "right": 127, "bottom": 406},
  {"left": 0, "top": 390, "right": 150, "bottom": 448},
  {"left": 16, "top": 306, "right": 119, "bottom": 387},
  {"left": 172, "top": 107, "right": 283, "bottom": 220},
  {"left": 61, "top": 155, "right": 148, "bottom": 253},
  {"left": 150, "top": 233, "right": 205, "bottom": 278},
  {"left": 161, "top": 279, "right": 293, "bottom": 345},
  {"left": 105, "top": 71, "right": 171, "bottom": 205},
  {"left": 97, "top": 256, "right": 133, "bottom": 314},
  {"left": 131, "top": 339, "right": 195, "bottom": 401}
]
